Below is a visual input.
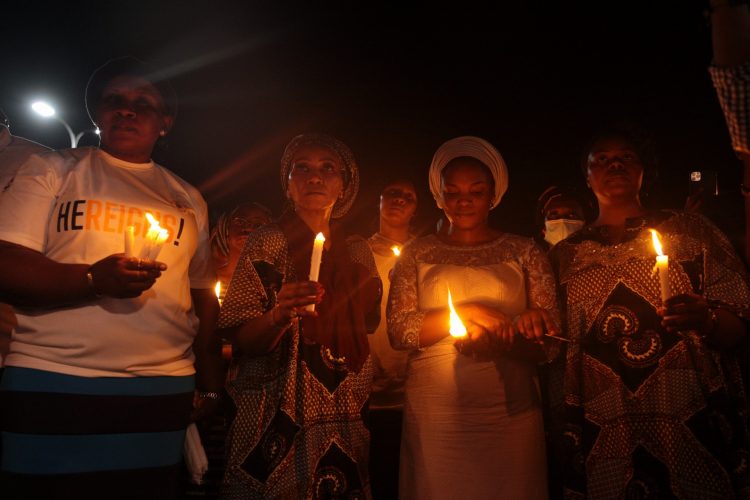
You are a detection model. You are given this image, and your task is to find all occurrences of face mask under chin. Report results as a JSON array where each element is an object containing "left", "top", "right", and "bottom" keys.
[{"left": 544, "top": 218, "right": 585, "bottom": 246}]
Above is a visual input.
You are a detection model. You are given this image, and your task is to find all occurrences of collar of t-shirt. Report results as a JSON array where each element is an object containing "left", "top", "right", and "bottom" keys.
[{"left": 97, "top": 148, "right": 155, "bottom": 171}]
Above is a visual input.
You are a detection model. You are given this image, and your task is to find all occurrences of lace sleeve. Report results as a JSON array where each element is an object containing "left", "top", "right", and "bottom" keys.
[
  {"left": 522, "top": 240, "right": 563, "bottom": 361},
  {"left": 386, "top": 241, "right": 425, "bottom": 351},
  {"left": 696, "top": 215, "right": 750, "bottom": 315}
]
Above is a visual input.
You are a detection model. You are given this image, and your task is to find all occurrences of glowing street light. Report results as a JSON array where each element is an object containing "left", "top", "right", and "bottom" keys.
[
  {"left": 31, "top": 101, "right": 55, "bottom": 118},
  {"left": 30, "top": 100, "right": 98, "bottom": 148}
]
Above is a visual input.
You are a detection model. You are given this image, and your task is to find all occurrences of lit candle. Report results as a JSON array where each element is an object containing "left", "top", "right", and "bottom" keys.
[
  {"left": 139, "top": 212, "right": 170, "bottom": 261},
  {"left": 215, "top": 281, "right": 223, "bottom": 306},
  {"left": 649, "top": 229, "right": 670, "bottom": 304},
  {"left": 447, "top": 289, "right": 467, "bottom": 338},
  {"left": 124, "top": 226, "right": 135, "bottom": 257},
  {"left": 391, "top": 245, "right": 401, "bottom": 257},
  {"left": 306, "top": 232, "right": 326, "bottom": 312}
]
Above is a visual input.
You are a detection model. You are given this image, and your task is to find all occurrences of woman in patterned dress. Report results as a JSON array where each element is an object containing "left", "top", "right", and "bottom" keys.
[
  {"left": 550, "top": 127, "right": 750, "bottom": 498},
  {"left": 387, "top": 136, "right": 561, "bottom": 500},
  {"left": 217, "top": 133, "right": 381, "bottom": 499}
]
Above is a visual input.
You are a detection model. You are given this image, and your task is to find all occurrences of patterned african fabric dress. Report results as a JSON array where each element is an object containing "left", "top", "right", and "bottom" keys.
[
  {"left": 387, "top": 233, "right": 560, "bottom": 500},
  {"left": 550, "top": 210, "right": 750, "bottom": 499},
  {"left": 217, "top": 211, "right": 380, "bottom": 500}
]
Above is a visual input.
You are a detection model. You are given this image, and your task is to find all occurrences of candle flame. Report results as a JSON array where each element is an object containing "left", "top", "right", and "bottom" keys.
[
  {"left": 315, "top": 232, "right": 326, "bottom": 244},
  {"left": 145, "top": 212, "right": 170, "bottom": 243},
  {"left": 649, "top": 229, "right": 664, "bottom": 257},
  {"left": 391, "top": 245, "right": 401, "bottom": 257},
  {"left": 215, "top": 281, "right": 222, "bottom": 300},
  {"left": 448, "top": 289, "right": 467, "bottom": 338}
]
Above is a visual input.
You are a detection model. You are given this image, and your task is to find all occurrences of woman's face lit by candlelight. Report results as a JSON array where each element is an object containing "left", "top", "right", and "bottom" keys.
[
  {"left": 586, "top": 136, "right": 644, "bottom": 204},
  {"left": 380, "top": 180, "right": 417, "bottom": 228},
  {"left": 287, "top": 144, "right": 345, "bottom": 215},
  {"left": 95, "top": 75, "right": 173, "bottom": 164},
  {"left": 440, "top": 157, "right": 494, "bottom": 232}
]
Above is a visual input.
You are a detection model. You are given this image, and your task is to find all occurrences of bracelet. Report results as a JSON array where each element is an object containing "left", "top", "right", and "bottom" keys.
[
  {"left": 85, "top": 267, "right": 103, "bottom": 298},
  {"left": 741, "top": 184, "right": 750, "bottom": 197},
  {"left": 198, "top": 391, "right": 221, "bottom": 401}
]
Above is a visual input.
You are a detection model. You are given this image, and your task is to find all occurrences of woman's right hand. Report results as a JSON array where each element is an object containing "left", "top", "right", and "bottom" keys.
[
  {"left": 88, "top": 255, "right": 167, "bottom": 298},
  {"left": 272, "top": 281, "right": 324, "bottom": 326}
]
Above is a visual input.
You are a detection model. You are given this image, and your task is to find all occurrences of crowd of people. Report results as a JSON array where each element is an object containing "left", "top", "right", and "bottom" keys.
[{"left": 0, "top": 2, "right": 749, "bottom": 500}]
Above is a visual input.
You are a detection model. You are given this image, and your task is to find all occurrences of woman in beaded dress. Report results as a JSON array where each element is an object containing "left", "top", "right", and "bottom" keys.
[
  {"left": 387, "top": 136, "right": 561, "bottom": 500},
  {"left": 550, "top": 127, "right": 750, "bottom": 498},
  {"left": 217, "top": 133, "right": 381, "bottom": 499}
]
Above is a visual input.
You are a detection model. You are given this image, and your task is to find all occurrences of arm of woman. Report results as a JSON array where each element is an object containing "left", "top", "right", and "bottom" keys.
[
  {"left": 661, "top": 293, "right": 746, "bottom": 349},
  {"left": 516, "top": 241, "right": 563, "bottom": 362},
  {"left": 387, "top": 242, "right": 448, "bottom": 350},
  {"left": 0, "top": 152, "right": 164, "bottom": 307},
  {"left": 0, "top": 240, "right": 164, "bottom": 307},
  {"left": 659, "top": 214, "right": 750, "bottom": 349},
  {"left": 222, "top": 280, "right": 322, "bottom": 355}
]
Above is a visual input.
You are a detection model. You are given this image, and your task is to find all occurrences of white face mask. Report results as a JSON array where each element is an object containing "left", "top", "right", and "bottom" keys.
[{"left": 544, "top": 218, "right": 585, "bottom": 246}]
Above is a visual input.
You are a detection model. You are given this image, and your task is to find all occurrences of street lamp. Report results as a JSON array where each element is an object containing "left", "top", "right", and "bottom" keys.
[{"left": 31, "top": 101, "right": 99, "bottom": 148}]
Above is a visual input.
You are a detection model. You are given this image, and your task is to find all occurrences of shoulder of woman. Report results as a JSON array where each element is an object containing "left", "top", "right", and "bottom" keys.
[
  {"left": 495, "top": 232, "right": 540, "bottom": 253},
  {"left": 660, "top": 209, "right": 722, "bottom": 237},
  {"left": 250, "top": 223, "right": 288, "bottom": 249},
  {"left": 11, "top": 147, "right": 90, "bottom": 185}
]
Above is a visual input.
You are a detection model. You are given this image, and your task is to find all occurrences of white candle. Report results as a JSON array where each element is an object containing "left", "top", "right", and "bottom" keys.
[
  {"left": 139, "top": 212, "right": 170, "bottom": 261},
  {"left": 124, "top": 226, "right": 135, "bottom": 257},
  {"left": 306, "top": 232, "right": 325, "bottom": 311},
  {"left": 650, "top": 229, "right": 670, "bottom": 304},
  {"left": 147, "top": 229, "right": 169, "bottom": 260}
]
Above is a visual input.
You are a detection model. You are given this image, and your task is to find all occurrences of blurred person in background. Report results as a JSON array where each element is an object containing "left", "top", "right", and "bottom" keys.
[{"left": 367, "top": 177, "right": 418, "bottom": 499}]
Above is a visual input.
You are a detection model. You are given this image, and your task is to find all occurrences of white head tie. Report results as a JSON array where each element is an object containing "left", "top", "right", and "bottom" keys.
[{"left": 428, "top": 136, "right": 508, "bottom": 209}]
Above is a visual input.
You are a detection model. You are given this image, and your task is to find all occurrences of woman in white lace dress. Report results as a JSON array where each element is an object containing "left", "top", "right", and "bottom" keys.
[{"left": 387, "top": 136, "right": 561, "bottom": 500}]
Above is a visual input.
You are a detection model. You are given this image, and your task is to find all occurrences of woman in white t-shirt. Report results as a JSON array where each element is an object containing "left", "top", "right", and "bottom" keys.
[{"left": 0, "top": 57, "right": 221, "bottom": 498}]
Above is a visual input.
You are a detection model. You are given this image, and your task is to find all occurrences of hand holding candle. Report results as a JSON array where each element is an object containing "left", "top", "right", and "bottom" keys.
[
  {"left": 650, "top": 229, "right": 670, "bottom": 304},
  {"left": 306, "top": 232, "right": 325, "bottom": 312}
]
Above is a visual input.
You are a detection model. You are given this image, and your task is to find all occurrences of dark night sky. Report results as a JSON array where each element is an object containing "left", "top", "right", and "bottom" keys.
[{"left": 3, "top": 1, "right": 744, "bottom": 241}]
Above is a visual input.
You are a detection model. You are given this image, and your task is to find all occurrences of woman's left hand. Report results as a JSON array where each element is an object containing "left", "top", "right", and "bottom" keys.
[
  {"left": 514, "top": 308, "right": 559, "bottom": 342},
  {"left": 660, "top": 293, "right": 712, "bottom": 333}
]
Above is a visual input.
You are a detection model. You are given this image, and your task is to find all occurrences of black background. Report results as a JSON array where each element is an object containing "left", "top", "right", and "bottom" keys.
[{"left": 3, "top": 1, "right": 744, "bottom": 241}]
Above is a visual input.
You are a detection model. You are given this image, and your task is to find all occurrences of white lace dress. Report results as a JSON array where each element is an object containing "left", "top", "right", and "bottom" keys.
[{"left": 387, "top": 233, "right": 559, "bottom": 500}]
